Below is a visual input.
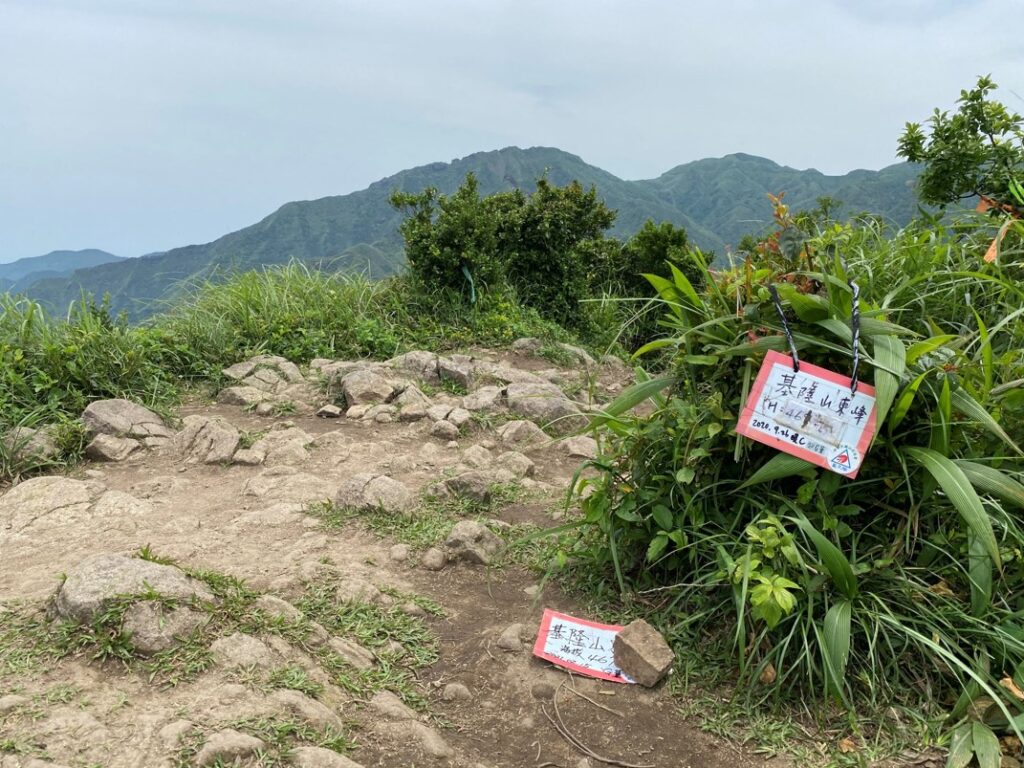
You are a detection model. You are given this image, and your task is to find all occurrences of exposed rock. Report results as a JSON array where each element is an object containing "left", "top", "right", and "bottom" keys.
[
  {"left": 557, "top": 343, "right": 596, "bottom": 366},
  {"left": 1, "top": 427, "right": 59, "bottom": 463},
  {"left": 317, "top": 404, "right": 343, "bottom": 418},
  {"left": 496, "top": 420, "right": 549, "bottom": 449},
  {"left": 290, "top": 746, "right": 365, "bottom": 768},
  {"left": 496, "top": 623, "right": 524, "bottom": 652},
  {"left": 398, "top": 403, "right": 428, "bottom": 422},
  {"left": 506, "top": 382, "right": 583, "bottom": 434},
  {"left": 85, "top": 433, "right": 141, "bottom": 462},
  {"left": 253, "top": 594, "right": 304, "bottom": 622},
  {"left": 562, "top": 435, "right": 598, "bottom": 459},
  {"left": 474, "top": 361, "right": 545, "bottom": 385},
  {"left": 389, "top": 543, "right": 412, "bottom": 562},
  {"left": 247, "top": 427, "right": 313, "bottom": 467},
  {"left": 387, "top": 350, "right": 440, "bottom": 384},
  {"left": 462, "top": 445, "right": 493, "bottom": 468},
  {"left": 444, "top": 472, "right": 493, "bottom": 504},
  {"left": 158, "top": 719, "right": 195, "bottom": 749},
  {"left": 530, "top": 681, "right": 556, "bottom": 700},
  {"left": 445, "top": 520, "right": 502, "bottom": 565},
  {"left": 377, "top": 721, "right": 453, "bottom": 759},
  {"left": 194, "top": 727, "right": 265, "bottom": 767},
  {"left": 210, "top": 633, "right": 279, "bottom": 670},
  {"left": 442, "top": 682, "right": 472, "bottom": 702},
  {"left": 242, "top": 471, "right": 337, "bottom": 505},
  {"left": 82, "top": 399, "right": 173, "bottom": 441},
  {"left": 217, "top": 385, "right": 271, "bottom": 408},
  {"left": 270, "top": 688, "right": 343, "bottom": 731},
  {"left": 511, "top": 337, "right": 543, "bottom": 354},
  {"left": 332, "top": 577, "right": 382, "bottom": 604},
  {"left": 0, "top": 694, "right": 29, "bottom": 715},
  {"left": 55, "top": 554, "right": 214, "bottom": 624},
  {"left": 326, "top": 636, "right": 376, "bottom": 670},
  {"left": 175, "top": 415, "right": 240, "bottom": 464},
  {"left": 430, "top": 420, "right": 460, "bottom": 440},
  {"left": 494, "top": 451, "right": 535, "bottom": 479},
  {"left": 335, "top": 473, "right": 412, "bottom": 513},
  {"left": 340, "top": 369, "right": 395, "bottom": 406},
  {"left": 446, "top": 407, "right": 473, "bottom": 428},
  {"left": 462, "top": 385, "right": 503, "bottom": 413},
  {"left": 122, "top": 601, "right": 209, "bottom": 654},
  {"left": 394, "top": 384, "right": 431, "bottom": 408},
  {"left": 613, "top": 618, "right": 674, "bottom": 687},
  {"left": 419, "top": 547, "right": 447, "bottom": 571},
  {"left": 426, "top": 404, "right": 453, "bottom": 422},
  {"left": 346, "top": 404, "right": 369, "bottom": 420},
  {"left": 368, "top": 689, "right": 417, "bottom": 720},
  {"left": 438, "top": 357, "right": 474, "bottom": 390}
]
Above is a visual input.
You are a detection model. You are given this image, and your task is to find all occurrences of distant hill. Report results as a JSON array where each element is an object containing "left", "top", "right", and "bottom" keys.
[
  {"left": 13, "top": 149, "right": 920, "bottom": 318},
  {"left": 0, "top": 249, "right": 124, "bottom": 284}
]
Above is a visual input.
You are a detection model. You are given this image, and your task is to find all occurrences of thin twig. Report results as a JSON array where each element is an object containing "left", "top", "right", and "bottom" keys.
[
  {"left": 542, "top": 683, "right": 655, "bottom": 768},
  {"left": 565, "top": 684, "right": 624, "bottom": 718}
]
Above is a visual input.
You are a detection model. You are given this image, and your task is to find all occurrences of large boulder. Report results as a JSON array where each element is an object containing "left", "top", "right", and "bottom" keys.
[
  {"left": 387, "top": 351, "right": 441, "bottom": 384},
  {"left": 341, "top": 369, "right": 395, "bottom": 406},
  {"left": 505, "top": 382, "right": 583, "bottom": 434},
  {"left": 81, "top": 399, "right": 173, "bottom": 443},
  {"left": 335, "top": 473, "right": 412, "bottom": 514},
  {"left": 175, "top": 415, "right": 240, "bottom": 465},
  {"left": 54, "top": 553, "right": 215, "bottom": 625},
  {"left": 445, "top": 520, "right": 502, "bottom": 565}
]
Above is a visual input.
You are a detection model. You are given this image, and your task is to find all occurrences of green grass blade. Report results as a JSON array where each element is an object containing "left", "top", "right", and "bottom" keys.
[
  {"left": 904, "top": 447, "right": 1001, "bottom": 568},
  {"left": 791, "top": 515, "right": 858, "bottom": 599},
  {"left": 956, "top": 460, "right": 1024, "bottom": 508},
  {"left": 971, "top": 721, "right": 1001, "bottom": 768},
  {"left": 588, "top": 375, "right": 676, "bottom": 426},
  {"left": 950, "top": 386, "right": 1023, "bottom": 455},
  {"left": 871, "top": 334, "right": 907, "bottom": 428},
  {"left": 821, "top": 599, "right": 852, "bottom": 702},
  {"left": 740, "top": 454, "right": 817, "bottom": 488}
]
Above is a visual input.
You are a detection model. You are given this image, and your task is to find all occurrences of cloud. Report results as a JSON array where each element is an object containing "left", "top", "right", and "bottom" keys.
[{"left": 0, "top": 0, "right": 1021, "bottom": 260}]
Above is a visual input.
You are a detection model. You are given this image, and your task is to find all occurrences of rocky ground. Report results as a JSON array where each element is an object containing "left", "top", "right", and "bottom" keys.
[{"left": 0, "top": 342, "right": 781, "bottom": 768}]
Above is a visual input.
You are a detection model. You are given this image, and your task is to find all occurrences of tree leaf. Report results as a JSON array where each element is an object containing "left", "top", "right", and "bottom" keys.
[
  {"left": 945, "top": 723, "right": 973, "bottom": 768},
  {"left": 971, "top": 721, "right": 1001, "bottom": 768}
]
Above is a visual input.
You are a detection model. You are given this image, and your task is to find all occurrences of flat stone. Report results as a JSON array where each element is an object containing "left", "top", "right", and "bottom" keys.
[
  {"left": 494, "top": 451, "right": 535, "bottom": 478},
  {"left": 253, "top": 594, "right": 304, "bottom": 622},
  {"left": 505, "top": 382, "right": 583, "bottom": 434},
  {"left": 217, "top": 385, "right": 270, "bottom": 407},
  {"left": 461, "top": 445, "right": 493, "bottom": 468},
  {"left": 85, "top": 433, "right": 141, "bottom": 462},
  {"left": 462, "top": 385, "right": 503, "bottom": 413},
  {"left": 194, "top": 728, "right": 265, "bottom": 767},
  {"left": 270, "top": 688, "right": 343, "bottom": 731},
  {"left": 438, "top": 357, "right": 474, "bottom": 390},
  {"left": 158, "top": 719, "right": 195, "bottom": 749},
  {"left": 613, "top": 618, "right": 674, "bottom": 687},
  {"left": 0, "top": 694, "right": 29, "bottom": 715},
  {"left": 377, "top": 721, "right": 453, "bottom": 759},
  {"left": 335, "top": 473, "right": 412, "bottom": 514},
  {"left": 426, "top": 404, "right": 453, "bottom": 422},
  {"left": 387, "top": 351, "right": 440, "bottom": 384},
  {"left": 389, "top": 543, "right": 412, "bottom": 562},
  {"left": 317, "top": 404, "right": 343, "bottom": 418},
  {"left": 55, "top": 554, "right": 214, "bottom": 624},
  {"left": 444, "top": 472, "right": 493, "bottom": 503}
]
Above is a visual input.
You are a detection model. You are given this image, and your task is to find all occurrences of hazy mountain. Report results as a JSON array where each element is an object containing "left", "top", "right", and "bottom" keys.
[
  {"left": 13, "top": 148, "right": 920, "bottom": 318},
  {"left": 0, "top": 249, "right": 124, "bottom": 283}
]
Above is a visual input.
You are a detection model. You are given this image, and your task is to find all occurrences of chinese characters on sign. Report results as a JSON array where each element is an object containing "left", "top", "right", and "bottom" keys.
[
  {"left": 736, "top": 350, "right": 878, "bottom": 478},
  {"left": 532, "top": 609, "right": 634, "bottom": 684}
]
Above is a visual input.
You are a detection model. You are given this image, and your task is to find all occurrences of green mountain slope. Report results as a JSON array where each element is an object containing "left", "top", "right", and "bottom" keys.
[{"left": 15, "top": 148, "right": 920, "bottom": 318}]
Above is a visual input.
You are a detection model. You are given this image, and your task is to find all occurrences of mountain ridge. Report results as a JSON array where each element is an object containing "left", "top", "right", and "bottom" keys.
[{"left": 8, "top": 148, "right": 920, "bottom": 317}]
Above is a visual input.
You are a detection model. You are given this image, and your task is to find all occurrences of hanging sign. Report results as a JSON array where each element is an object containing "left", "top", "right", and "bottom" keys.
[
  {"left": 532, "top": 608, "right": 634, "bottom": 684},
  {"left": 736, "top": 350, "right": 878, "bottom": 478}
]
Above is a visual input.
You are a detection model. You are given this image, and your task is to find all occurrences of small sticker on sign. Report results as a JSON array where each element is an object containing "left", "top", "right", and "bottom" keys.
[
  {"left": 532, "top": 609, "right": 634, "bottom": 684},
  {"left": 736, "top": 350, "right": 878, "bottom": 478}
]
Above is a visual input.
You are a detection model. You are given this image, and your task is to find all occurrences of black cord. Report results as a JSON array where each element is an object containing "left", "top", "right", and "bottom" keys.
[
  {"left": 848, "top": 278, "right": 860, "bottom": 394},
  {"left": 768, "top": 284, "right": 800, "bottom": 373}
]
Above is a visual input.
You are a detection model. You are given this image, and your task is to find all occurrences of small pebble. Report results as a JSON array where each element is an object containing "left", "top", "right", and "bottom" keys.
[
  {"left": 530, "top": 682, "right": 555, "bottom": 700},
  {"left": 442, "top": 683, "right": 472, "bottom": 702}
]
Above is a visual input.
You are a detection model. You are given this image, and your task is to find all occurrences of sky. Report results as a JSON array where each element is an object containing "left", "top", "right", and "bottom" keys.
[{"left": 1, "top": 0, "right": 1022, "bottom": 263}]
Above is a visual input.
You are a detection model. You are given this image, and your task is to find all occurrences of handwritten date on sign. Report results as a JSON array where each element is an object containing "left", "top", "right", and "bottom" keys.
[{"left": 736, "top": 350, "right": 878, "bottom": 478}]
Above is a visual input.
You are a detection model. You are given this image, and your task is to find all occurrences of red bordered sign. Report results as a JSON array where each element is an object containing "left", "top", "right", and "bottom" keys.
[
  {"left": 736, "top": 350, "right": 878, "bottom": 478},
  {"left": 532, "top": 608, "right": 633, "bottom": 684}
]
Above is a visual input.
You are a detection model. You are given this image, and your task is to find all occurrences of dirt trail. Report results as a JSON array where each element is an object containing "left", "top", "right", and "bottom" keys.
[{"left": 0, "top": 347, "right": 781, "bottom": 768}]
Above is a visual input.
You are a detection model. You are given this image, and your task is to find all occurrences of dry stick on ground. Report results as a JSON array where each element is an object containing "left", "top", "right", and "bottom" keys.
[
  {"left": 540, "top": 683, "right": 655, "bottom": 768},
  {"left": 565, "top": 676, "right": 625, "bottom": 718}
]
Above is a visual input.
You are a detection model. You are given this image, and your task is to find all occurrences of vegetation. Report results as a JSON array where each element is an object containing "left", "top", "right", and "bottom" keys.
[{"left": 562, "top": 82, "right": 1024, "bottom": 767}]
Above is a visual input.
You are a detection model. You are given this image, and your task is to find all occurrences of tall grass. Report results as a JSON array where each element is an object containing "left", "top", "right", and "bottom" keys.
[{"left": 568, "top": 215, "right": 1024, "bottom": 758}]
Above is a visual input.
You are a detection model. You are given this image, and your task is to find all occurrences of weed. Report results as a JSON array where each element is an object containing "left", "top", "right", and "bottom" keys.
[{"left": 239, "top": 430, "right": 268, "bottom": 450}]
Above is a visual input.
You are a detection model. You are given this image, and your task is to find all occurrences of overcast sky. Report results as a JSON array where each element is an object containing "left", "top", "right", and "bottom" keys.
[{"left": 1, "top": 0, "right": 1021, "bottom": 263}]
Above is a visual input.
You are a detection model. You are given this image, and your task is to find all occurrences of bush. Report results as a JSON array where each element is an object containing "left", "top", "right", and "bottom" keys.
[{"left": 571, "top": 215, "right": 1024, "bottom": 753}]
